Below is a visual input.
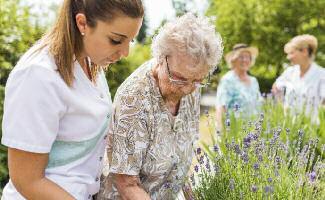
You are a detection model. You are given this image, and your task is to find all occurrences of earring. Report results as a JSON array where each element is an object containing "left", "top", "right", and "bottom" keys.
[{"left": 81, "top": 32, "right": 85, "bottom": 36}]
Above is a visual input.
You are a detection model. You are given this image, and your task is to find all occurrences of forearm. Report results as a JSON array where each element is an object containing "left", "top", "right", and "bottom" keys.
[
  {"left": 113, "top": 174, "right": 151, "bottom": 200},
  {"left": 8, "top": 148, "right": 75, "bottom": 200},
  {"left": 13, "top": 177, "right": 75, "bottom": 200},
  {"left": 118, "top": 185, "right": 151, "bottom": 200}
]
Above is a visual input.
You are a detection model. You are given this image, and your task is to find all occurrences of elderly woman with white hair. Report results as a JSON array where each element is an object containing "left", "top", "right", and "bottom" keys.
[
  {"left": 272, "top": 34, "right": 325, "bottom": 123},
  {"left": 215, "top": 44, "right": 262, "bottom": 130},
  {"left": 97, "top": 13, "right": 223, "bottom": 199}
]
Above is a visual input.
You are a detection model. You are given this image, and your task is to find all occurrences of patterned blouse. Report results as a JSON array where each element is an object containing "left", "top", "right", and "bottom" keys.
[
  {"left": 216, "top": 70, "right": 262, "bottom": 116},
  {"left": 97, "top": 59, "right": 201, "bottom": 199}
]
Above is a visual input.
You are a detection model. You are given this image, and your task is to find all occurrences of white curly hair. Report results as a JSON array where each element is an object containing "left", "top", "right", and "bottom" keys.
[{"left": 151, "top": 13, "right": 223, "bottom": 72}]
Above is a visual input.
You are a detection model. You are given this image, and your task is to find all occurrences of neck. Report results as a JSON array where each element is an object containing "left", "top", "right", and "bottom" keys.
[
  {"left": 76, "top": 55, "right": 93, "bottom": 81},
  {"left": 233, "top": 67, "right": 248, "bottom": 80},
  {"left": 299, "top": 60, "right": 312, "bottom": 78}
]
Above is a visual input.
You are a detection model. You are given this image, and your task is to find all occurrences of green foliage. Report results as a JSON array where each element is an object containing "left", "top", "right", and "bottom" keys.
[
  {"left": 0, "top": 0, "right": 44, "bottom": 86},
  {"left": 106, "top": 43, "right": 151, "bottom": 99},
  {"left": 0, "top": 0, "right": 45, "bottom": 192},
  {"left": 136, "top": 15, "right": 148, "bottom": 44},
  {"left": 206, "top": 0, "right": 325, "bottom": 92}
]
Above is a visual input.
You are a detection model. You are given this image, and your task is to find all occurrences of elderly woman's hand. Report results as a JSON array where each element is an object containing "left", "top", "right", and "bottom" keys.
[{"left": 112, "top": 174, "right": 151, "bottom": 200}]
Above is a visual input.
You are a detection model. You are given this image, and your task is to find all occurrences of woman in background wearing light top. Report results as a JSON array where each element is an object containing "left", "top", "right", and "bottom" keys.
[
  {"left": 272, "top": 34, "right": 325, "bottom": 124},
  {"left": 1, "top": 0, "right": 143, "bottom": 199},
  {"left": 215, "top": 44, "right": 262, "bottom": 131}
]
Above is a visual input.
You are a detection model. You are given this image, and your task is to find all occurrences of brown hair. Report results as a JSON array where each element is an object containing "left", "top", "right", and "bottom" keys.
[{"left": 39, "top": 0, "right": 144, "bottom": 86}]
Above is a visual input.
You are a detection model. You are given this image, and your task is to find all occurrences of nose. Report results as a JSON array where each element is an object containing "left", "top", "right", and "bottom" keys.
[{"left": 119, "top": 42, "right": 130, "bottom": 58}]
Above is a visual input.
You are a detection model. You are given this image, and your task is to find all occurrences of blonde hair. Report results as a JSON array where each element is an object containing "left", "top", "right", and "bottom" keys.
[
  {"left": 284, "top": 34, "right": 318, "bottom": 59},
  {"left": 151, "top": 13, "right": 223, "bottom": 72},
  {"left": 37, "top": 0, "right": 144, "bottom": 87}
]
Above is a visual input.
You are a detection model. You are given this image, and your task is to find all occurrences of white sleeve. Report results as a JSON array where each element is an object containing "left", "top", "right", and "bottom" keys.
[
  {"left": 1, "top": 65, "right": 66, "bottom": 153},
  {"left": 275, "top": 67, "right": 294, "bottom": 88}
]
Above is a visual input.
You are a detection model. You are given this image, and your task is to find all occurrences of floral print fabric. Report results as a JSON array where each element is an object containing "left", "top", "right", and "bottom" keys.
[
  {"left": 97, "top": 59, "right": 201, "bottom": 199},
  {"left": 216, "top": 70, "right": 262, "bottom": 116}
]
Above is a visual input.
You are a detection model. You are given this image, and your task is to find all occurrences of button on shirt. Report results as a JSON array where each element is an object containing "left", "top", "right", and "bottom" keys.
[
  {"left": 1, "top": 44, "right": 112, "bottom": 199},
  {"left": 275, "top": 62, "right": 325, "bottom": 123}
]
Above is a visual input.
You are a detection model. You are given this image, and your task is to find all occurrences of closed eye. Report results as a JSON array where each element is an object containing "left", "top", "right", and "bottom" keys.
[{"left": 109, "top": 38, "right": 122, "bottom": 45}]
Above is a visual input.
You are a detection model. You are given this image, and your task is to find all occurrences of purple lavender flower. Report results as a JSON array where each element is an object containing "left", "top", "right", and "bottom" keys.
[
  {"left": 285, "top": 128, "right": 290, "bottom": 134},
  {"left": 260, "top": 112, "right": 264, "bottom": 119},
  {"left": 264, "top": 185, "right": 274, "bottom": 194},
  {"left": 213, "top": 145, "right": 219, "bottom": 152},
  {"left": 234, "top": 144, "right": 241, "bottom": 155},
  {"left": 194, "top": 165, "right": 199, "bottom": 173},
  {"left": 243, "top": 134, "right": 253, "bottom": 148},
  {"left": 258, "top": 154, "right": 263, "bottom": 162},
  {"left": 225, "top": 118, "right": 231, "bottom": 127},
  {"left": 196, "top": 147, "right": 202, "bottom": 155},
  {"left": 199, "top": 155, "right": 204, "bottom": 164},
  {"left": 274, "top": 156, "right": 281, "bottom": 167},
  {"left": 253, "top": 163, "right": 260, "bottom": 170},
  {"left": 309, "top": 171, "right": 317, "bottom": 182},
  {"left": 213, "top": 164, "right": 219, "bottom": 173},
  {"left": 298, "top": 129, "right": 304, "bottom": 137},
  {"left": 205, "top": 162, "right": 211, "bottom": 172},
  {"left": 267, "top": 177, "right": 273, "bottom": 183},
  {"left": 190, "top": 174, "right": 195, "bottom": 186},
  {"left": 251, "top": 185, "right": 258, "bottom": 193},
  {"left": 234, "top": 104, "right": 240, "bottom": 111},
  {"left": 241, "top": 152, "right": 249, "bottom": 163}
]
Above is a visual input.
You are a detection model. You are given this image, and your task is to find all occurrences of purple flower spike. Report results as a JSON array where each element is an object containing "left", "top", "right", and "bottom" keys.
[
  {"left": 213, "top": 145, "right": 219, "bottom": 152},
  {"left": 309, "top": 171, "right": 316, "bottom": 182},
  {"left": 225, "top": 118, "right": 231, "bottom": 127},
  {"left": 267, "top": 177, "right": 273, "bottom": 183},
  {"left": 196, "top": 147, "right": 202, "bottom": 155},
  {"left": 194, "top": 165, "right": 199, "bottom": 173},
  {"left": 251, "top": 185, "right": 258, "bottom": 193},
  {"left": 264, "top": 185, "right": 273, "bottom": 194},
  {"left": 253, "top": 163, "right": 260, "bottom": 170}
]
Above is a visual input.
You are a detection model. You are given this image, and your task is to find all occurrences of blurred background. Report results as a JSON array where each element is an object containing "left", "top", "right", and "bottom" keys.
[{"left": 1, "top": 0, "right": 324, "bottom": 192}]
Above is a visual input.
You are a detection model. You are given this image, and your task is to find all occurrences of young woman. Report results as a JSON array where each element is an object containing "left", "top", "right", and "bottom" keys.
[
  {"left": 272, "top": 34, "right": 325, "bottom": 123},
  {"left": 1, "top": 0, "right": 143, "bottom": 199}
]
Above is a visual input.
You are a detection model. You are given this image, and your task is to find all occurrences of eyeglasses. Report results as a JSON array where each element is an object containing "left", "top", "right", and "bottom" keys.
[
  {"left": 237, "top": 55, "right": 251, "bottom": 61},
  {"left": 165, "top": 56, "right": 211, "bottom": 88}
]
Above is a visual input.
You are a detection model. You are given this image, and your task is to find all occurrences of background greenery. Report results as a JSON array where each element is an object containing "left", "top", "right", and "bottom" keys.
[{"left": 1, "top": 0, "right": 324, "bottom": 193}]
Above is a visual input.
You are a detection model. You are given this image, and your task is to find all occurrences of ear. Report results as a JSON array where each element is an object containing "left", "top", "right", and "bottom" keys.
[
  {"left": 75, "top": 13, "right": 87, "bottom": 35},
  {"left": 301, "top": 48, "right": 309, "bottom": 57}
]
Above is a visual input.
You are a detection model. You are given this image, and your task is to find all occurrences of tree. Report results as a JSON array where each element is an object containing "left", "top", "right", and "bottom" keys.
[{"left": 206, "top": 0, "right": 325, "bottom": 92}]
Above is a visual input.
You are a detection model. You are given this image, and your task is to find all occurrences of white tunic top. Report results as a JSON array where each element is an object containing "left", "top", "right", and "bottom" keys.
[
  {"left": 1, "top": 44, "right": 112, "bottom": 200},
  {"left": 275, "top": 62, "right": 325, "bottom": 123}
]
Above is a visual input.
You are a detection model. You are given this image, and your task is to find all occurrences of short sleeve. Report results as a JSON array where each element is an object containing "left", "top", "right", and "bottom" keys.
[
  {"left": 275, "top": 67, "right": 294, "bottom": 88},
  {"left": 1, "top": 66, "right": 66, "bottom": 153},
  {"left": 107, "top": 92, "right": 149, "bottom": 176}
]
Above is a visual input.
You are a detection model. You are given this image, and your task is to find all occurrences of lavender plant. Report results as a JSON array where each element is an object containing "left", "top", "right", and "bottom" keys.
[{"left": 192, "top": 99, "right": 325, "bottom": 200}]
